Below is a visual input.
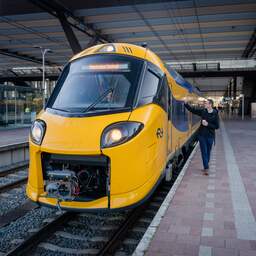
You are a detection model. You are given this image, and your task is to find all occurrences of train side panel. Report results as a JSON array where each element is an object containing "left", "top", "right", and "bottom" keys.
[{"left": 102, "top": 104, "right": 168, "bottom": 208}]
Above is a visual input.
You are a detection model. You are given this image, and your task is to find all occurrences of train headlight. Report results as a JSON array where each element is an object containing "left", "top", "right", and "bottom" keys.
[
  {"left": 109, "top": 129, "right": 123, "bottom": 142},
  {"left": 30, "top": 120, "right": 46, "bottom": 145},
  {"left": 98, "top": 44, "right": 116, "bottom": 53},
  {"left": 101, "top": 122, "right": 144, "bottom": 148}
]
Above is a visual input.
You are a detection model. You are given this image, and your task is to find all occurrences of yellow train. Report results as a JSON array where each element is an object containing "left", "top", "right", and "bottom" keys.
[{"left": 27, "top": 43, "right": 201, "bottom": 211}]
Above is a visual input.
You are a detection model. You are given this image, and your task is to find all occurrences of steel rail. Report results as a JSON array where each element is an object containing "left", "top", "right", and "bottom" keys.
[
  {"left": 98, "top": 139, "right": 197, "bottom": 255},
  {"left": 3, "top": 140, "right": 197, "bottom": 256},
  {"left": 0, "top": 177, "right": 27, "bottom": 194},
  {"left": 0, "top": 161, "right": 29, "bottom": 177},
  {"left": 6, "top": 211, "right": 75, "bottom": 256},
  {"left": 0, "top": 199, "right": 38, "bottom": 228},
  {"left": 97, "top": 204, "right": 147, "bottom": 256}
]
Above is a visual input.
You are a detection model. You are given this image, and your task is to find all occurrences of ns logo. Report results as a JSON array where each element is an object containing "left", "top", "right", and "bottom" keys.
[{"left": 156, "top": 128, "right": 164, "bottom": 138}]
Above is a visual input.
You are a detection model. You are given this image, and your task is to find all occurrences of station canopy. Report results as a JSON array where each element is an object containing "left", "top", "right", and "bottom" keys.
[{"left": 0, "top": 0, "right": 255, "bottom": 96}]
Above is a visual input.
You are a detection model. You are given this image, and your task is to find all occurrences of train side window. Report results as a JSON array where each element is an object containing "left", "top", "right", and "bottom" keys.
[
  {"left": 154, "top": 76, "right": 168, "bottom": 112},
  {"left": 137, "top": 69, "right": 160, "bottom": 106},
  {"left": 172, "top": 96, "right": 189, "bottom": 131}
]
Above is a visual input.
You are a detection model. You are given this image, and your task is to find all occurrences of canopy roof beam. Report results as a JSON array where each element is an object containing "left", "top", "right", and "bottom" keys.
[
  {"left": 242, "top": 29, "right": 256, "bottom": 58},
  {"left": 29, "top": 0, "right": 112, "bottom": 47},
  {"left": 0, "top": 49, "right": 54, "bottom": 66},
  {"left": 57, "top": 11, "right": 82, "bottom": 54}
]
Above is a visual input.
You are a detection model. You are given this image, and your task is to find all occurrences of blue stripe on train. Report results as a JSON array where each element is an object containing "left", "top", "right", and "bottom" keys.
[{"left": 168, "top": 69, "right": 193, "bottom": 93}]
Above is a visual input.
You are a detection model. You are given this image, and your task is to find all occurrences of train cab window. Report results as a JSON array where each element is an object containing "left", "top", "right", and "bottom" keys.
[
  {"left": 137, "top": 69, "right": 160, "bottom": 106},
  {"left": 47, "top": 55, "right": 144, "bottom": 114}
]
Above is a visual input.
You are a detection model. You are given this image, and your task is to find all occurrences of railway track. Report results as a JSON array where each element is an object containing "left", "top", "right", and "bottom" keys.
[
  {"left": 97, "top": 204, "right": 147, "bottom": 256},
  {"left": 0, "top": 161, "right": 30, "bottom": 219},
  {"left": 6, "top": 211, "right": 74, "bottom": 256},
  {"left": 0, "top": 177, "right": 27, "bottom": 194},
  {"left": 3, "top": 181, "right": 172, "bottom": 256},
  {"left": 5, "top": 209, "right": 128, "bottom": 255},
  {"left": 5, "top": 205, "right": 134, "bottom": 255},
  {"left": 3, "top": 175, "right": 182, "bottom": 255},
  {"left": 0, "top": 200, "right": 38, "bottom": 228},
  {"left": 0, "top": 161, "right": 28, "bottom": 178}
]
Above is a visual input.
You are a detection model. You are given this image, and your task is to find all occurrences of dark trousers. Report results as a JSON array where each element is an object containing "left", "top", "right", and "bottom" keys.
[{"left": 198, "top": 135, "right": 214, "bottom": 170}]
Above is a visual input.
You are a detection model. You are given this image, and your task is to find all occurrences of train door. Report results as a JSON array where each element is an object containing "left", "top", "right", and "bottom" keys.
[
  {"left": 187, "top": 94, "right": 192, "bottom": 136},
  {"left": 167, "top": 81, "right": 172, "bottom": 156},
  {"left": 189, "top": 110, "right": 192, "bottom": 136}
]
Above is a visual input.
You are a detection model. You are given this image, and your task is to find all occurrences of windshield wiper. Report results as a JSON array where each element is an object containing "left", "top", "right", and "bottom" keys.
[{"left": 82, "top": 88, "right": 114, "bottom": 113}]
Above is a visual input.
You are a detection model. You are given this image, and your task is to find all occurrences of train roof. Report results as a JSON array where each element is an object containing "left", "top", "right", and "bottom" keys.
[{"left": 70, "top": 43, "right": 157, "bottom": 64}]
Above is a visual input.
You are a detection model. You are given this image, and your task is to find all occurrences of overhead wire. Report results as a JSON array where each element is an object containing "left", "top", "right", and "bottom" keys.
[
  {"left": 0, "top": 16, "right": 69, "bottom": 48},
  {"left": 164, "top": 0, "right": 196, "bottom": 62},
  {"left": 192, "top": 0, "right": 207, "bottom": 59},
  {"left": 0, "top": 31, "right": 32, "bottom": 48},
  {"left": 132, "top": 4, "right": 180, "bottom": 63},
  {"left": 0, "top": 16, "right": 71, "bottom": 67}
]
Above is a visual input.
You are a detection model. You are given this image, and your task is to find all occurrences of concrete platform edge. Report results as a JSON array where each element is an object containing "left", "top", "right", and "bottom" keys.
[{"left": 132, "top": 142, "right": 199, "bottom": 256}]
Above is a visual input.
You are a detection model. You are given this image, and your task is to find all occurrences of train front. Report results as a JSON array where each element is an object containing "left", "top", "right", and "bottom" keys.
[{"left": 26, "top": 46, "right": 166, "bottom": 211}]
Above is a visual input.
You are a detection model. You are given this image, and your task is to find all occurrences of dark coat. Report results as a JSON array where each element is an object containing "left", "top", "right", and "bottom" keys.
[{"left": 184, "top": 103, "right": 219, "bottom": 138}]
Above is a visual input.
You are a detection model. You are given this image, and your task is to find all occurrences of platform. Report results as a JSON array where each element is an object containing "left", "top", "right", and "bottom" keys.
[
  {"left": 142, "top": 119, "right": 256, "bottom": 256},
  {"left": 0, "top": 127, "right": 29, "bottom": 147}
]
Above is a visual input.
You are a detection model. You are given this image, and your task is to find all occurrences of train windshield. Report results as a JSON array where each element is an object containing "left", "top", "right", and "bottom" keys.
[{"left": 48, "top": 55, "right": 144, "bottom": 113}]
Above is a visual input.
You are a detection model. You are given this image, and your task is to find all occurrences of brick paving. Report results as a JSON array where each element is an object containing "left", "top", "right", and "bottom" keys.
[
  {"left": 145, "top": 119, "right": 256, "bottom": 256},
  {"left": 0, "top": 128, "right": 29, "bottom": 146}
]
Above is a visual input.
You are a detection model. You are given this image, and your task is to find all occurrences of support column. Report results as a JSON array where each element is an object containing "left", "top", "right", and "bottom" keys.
[
  {"left": 241, "top": 76, "right": 256, "bottom": 115},
  {"left": 192, "top": 63, "right": 196, "bottom": 71},
  {"left": 233, "top": 77, "right": 237, "bottom": 100},
  {"left": 228, "top": 80, "right": 232, "bottom": 98}
]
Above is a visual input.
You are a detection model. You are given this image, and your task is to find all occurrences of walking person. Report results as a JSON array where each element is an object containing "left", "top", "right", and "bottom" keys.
[{"left": 184, "top": 99, "right": 219, "bottom": 175}]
